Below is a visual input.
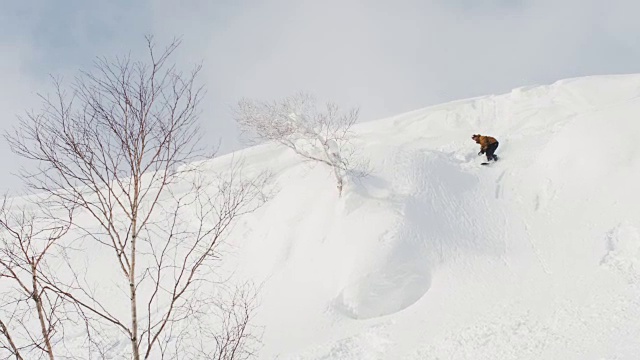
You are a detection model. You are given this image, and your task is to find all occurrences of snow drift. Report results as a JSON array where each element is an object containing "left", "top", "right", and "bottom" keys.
[
  {"left": 218, "top": 74, "right": 640, "bottom": 359},
  {"left": 5, "top": 74, "right": 640, "bottom": 359}
]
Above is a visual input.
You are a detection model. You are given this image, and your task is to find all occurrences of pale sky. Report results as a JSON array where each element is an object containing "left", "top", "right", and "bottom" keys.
[{"left": 2, "top": 0, "right": 640, "bottom": 192}]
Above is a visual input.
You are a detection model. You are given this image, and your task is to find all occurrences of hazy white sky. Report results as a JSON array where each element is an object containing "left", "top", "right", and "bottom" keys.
[{"left": 1, "top": 0, "right": 640, "bottom": 192}]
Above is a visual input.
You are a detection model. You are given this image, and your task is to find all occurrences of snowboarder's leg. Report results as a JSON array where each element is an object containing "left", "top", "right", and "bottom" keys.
[{"left": 486, "top": 142, "right": 499, "bottom": 161}]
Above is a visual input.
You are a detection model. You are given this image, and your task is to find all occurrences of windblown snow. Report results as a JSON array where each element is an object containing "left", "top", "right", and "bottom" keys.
[
  {"left": 217, "top": 75, "right": 640, "bottom": 359},
  {"left": 7, "top": 74, "right": 640, "bottom": 359}
]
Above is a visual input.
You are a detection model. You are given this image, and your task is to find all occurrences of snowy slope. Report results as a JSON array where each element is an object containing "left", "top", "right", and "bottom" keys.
[
  {"left": 4, "top": 74, "right": 640, "bottom": 359},
  {"left": 213, "top": 74, "right": 640, "bottom": 359}
]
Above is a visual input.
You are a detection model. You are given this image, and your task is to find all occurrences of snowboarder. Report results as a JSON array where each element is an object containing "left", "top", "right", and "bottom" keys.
[{"left": 472, "top": 134, "right": 499, "bottom": 162}]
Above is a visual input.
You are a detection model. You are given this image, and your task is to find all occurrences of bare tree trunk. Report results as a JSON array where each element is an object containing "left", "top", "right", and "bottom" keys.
[
  {"left": 0, "top": 320, "right": 24, "bottom": 360},
  {"left": 32, "top": 262, "right": 55, "bottom": 360},
  {"left": 130, "top": 211, "right": 140, "bottom": 360},
  {"left": 0, "top": 200, "right": 72, "bottom": 359}
]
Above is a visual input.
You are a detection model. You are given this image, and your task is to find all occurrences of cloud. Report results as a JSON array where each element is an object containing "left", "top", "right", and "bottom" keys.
[
  {"left": 0, "top": 41, "right": 42, "bottom": 193},
  {"left": 146, "top": 0, "right": 640, "bottom": 141}
]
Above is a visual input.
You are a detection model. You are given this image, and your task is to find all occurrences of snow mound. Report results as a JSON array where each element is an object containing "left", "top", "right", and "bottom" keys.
[
  {"left": 223, "top": 74, "right": 640, "bottom": 359},
  {"left": 601, "top": 223, "right": 640, "bottom": 285},
  {"left": 334, "top": 150, "right": 503, "bottom": 319},
  {"left": 9, "top": 74, "right": 640, "bottom": 359}
]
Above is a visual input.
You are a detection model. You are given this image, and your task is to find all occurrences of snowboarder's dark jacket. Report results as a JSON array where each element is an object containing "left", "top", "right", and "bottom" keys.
[{"left": 471, "top": 134, "right": 498, "bottom": 152}]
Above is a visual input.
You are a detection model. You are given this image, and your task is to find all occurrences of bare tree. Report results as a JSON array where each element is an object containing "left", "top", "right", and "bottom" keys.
[
  {"left": 233, "top": 92, "right": 367, "bottom": 196},
  {"left": 0, "top": 198, "right": 73, "bottom": 360},
  {"left": 5, "top": 36, "right": 267, "bottom": 359},
  {"left": 176, "top": 283, "right": 261, "bottom": 360}
]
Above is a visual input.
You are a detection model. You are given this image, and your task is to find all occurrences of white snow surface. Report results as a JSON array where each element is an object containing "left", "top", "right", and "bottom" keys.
[
  {"left": 8, "top": 74, "right": 640, "bottom": 359},
  {"left": 219, "top": 74, "right": 640, "bottom": 359}
]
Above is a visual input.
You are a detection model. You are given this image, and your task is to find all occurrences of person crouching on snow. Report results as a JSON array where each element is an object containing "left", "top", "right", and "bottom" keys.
[{"left": 472, "top": 134, "right": 499, "bottom": 162}]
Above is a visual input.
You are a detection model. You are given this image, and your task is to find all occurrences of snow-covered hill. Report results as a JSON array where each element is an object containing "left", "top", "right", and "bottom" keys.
[
  {"left": 213, "top": 74, "right": 640, "bottom": 359},
  {"left": 4, "top": 74, "right": 640, "bottom": 359}
]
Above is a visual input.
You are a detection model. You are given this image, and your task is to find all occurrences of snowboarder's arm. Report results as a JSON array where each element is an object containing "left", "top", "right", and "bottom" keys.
[{"left": 479, "top": 141, "right": 488, "bottom": 154}]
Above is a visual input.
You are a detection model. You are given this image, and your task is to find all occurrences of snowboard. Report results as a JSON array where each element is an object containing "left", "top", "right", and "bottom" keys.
[{"left": 481, "top": 155, "right": 499, "bottom": 165}]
